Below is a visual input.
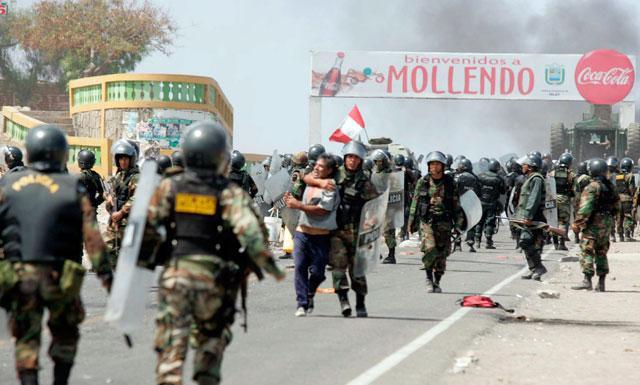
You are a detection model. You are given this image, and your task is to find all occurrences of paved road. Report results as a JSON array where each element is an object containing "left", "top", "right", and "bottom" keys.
[{"left": 0, "top": 227, "right": 569, "bottom": 384}]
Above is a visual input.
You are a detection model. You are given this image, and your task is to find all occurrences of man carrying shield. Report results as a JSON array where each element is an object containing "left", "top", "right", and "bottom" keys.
[{"left": 408, "top": 151, "right": 465, "bottom": 293}]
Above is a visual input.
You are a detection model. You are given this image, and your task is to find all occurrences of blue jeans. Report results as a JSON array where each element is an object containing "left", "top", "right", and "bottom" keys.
[{"left": 293, "top": 232, "right": 330, "bottom": 308}]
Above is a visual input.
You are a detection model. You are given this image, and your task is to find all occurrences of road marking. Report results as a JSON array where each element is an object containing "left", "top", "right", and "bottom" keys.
[{"left": 346, "top": 246, "right": 564, "bottom": 385}]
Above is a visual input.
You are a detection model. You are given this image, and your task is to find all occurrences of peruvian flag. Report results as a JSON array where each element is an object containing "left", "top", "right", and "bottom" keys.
[{"left": 329, "top": 105, "right": 365, "bottom": 143}]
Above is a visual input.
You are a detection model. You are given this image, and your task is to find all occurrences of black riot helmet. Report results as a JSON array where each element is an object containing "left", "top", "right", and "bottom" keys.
[
  {"left": 126, "top": 140, "right": 140, "bottom": 162},
  {"left": 558, "top": 153, "right": 573, "bottom": 168},
  {"left": 588, "top": 158, "right": 608, "bottom": 178},
  {"left": 404, "top": 158, "right": 414, "bottom": 170},
  {"left": 488, "top": 159, "right": 501, "bottom": 173},
  {"left": 112, "top": 140, "right": 136, "bottom": 169},
  {"left": 308, "top": 144, "right": 326, "bottom": 161},
  {"left": 156, "top": 155, "right": 172, "bottom": 173},
  {"left": 77, "top": 149, "right": 96, "bottom": 170},
  {"left": 182, "top": 121, "right": 230, "bottom": 174},
  {"left": 363, "top": 158, "right": 373, "bottom": 172},
  {"left": 394, "top": 154, "right": 405, "bottom": 167},
  {"left": 171, "top": 151, "right": 185, "bottom": 168},
  {"left": 521, "top": 154, "right": 542, "bottom": 170},
  {"left": 528, "top": 151, "right": 542, "bottom": 159},
  {"left": 231, "top": 150, "right": 246, "bottom": 171},
  {"left": 446, "top": 154, "right": 453, "bottom": 169},
  {"left": 371, "top": 149, "right": 389, "bottom": 170},
  {"left": 457, "top": 158, "right": 473, "bottom": 173},
  {"left": 620, "top": 157, "right": 634, "bottom": 173},
  {"left": 25, "top": 124, "right": 69, "bottom": 172},
  {"left": 577, "top": 161, "right": 588, "bottom": 176},
  {"left": 282, "top": 153, "right": 293, "bottom": 168},
  {"left": 333, "top": 154, "right": 344, "bottom": 167},
  {"left": 606, "top": 156, "right": 619, "bottom": 171},
  {"left": 3, "top": 146, "right": 24, "bottom": 169}
]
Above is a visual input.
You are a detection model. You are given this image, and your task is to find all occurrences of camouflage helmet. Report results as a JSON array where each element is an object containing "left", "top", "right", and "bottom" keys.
[
  {"left": 394, "top": 154, "right": 406, "bottom": 167},
  {"left": 425, "top": 151, "right": 447, "bottom": 165},
  {"left": 341, "top": 140, "right": 366, "bottom": 160},
  {"left": 620, "top": 157, "right": 634, "bottom": 173},
  {"left": 588, "top": 158, "right": 608, "bottom": 177},
  {"left": 558, "top": 153, "right": 573, "bottom": 168},
  {"left": 292, "top": 151, "right": 308, "bottom": 167}
]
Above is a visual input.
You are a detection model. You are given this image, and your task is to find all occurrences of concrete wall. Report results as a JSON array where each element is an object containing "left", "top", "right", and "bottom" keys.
[
  {"left": 0, "top": 81, "right": 69, "bottom": 111},
  {"left": 72, "top": 110, "right": 101, "bottom": 138}
]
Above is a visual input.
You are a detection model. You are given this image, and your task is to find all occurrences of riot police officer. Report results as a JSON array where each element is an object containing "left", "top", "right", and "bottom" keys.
[
  {"left": 0, "top": 125, "right": 112, "bottom": 385},
  {"left": 308, "top": 143, "right": 325, "bottom": 168},
  {"left": 607, "top": 156, "right": 620, "bottom": 242},
  {"left": 399, "top": 155, "right": 417, "bottom": 240},
  {"left": 454, "top": 158, "right": 479, "bottom": 252},
  {"left": 2, "top": 145, "right": 26, "bottom": 174},
  {"left": 476, "top": 159, "right": 506, "bottom": 249},
  {"left": 156, "top": 154, "right": 173, "bottom": 175},
  {"left": 548, "top": 153, "right": 575, "bottom": 250},
  {"left": 571, "top": 158, "right": 619, "bottom": 291},
  {"left": 77, "top": 149, "right": 105, "bottom": 212},
  {"left": 372, "top": 150, "right": 398, "bottom": 264},
  {"left": 617, "top": 157, "right": 637, "bottom": 241},
  {"left": 514, "top": 154, "right": 548, "bottom": 281},
  {"left": 408, "top": 151, "right": 465, "bottom": 293},
  {"left": 229, "top": 150, "right": 259, "bottom": 198},
  {"left": 572, "top": 161, "right": 591, "bottom": 243},
  {"left": 142, "top": 121, "right": 284, "bottom": 385},
  {"left": 104, "top": 140, "right": 139, "bottom": 270},
  {"left": 171, "top": 150, "right": 185, "bottom": 170}
]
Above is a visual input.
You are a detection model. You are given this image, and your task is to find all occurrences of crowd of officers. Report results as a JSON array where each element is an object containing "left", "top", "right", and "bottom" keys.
[{"left": 0, "top": 121, "right": 637, "bottom": 385}]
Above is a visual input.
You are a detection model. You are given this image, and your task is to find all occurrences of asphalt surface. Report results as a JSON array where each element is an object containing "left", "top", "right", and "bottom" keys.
[{"left": 0, "top": 226, "right": 570, "bottom": 385}]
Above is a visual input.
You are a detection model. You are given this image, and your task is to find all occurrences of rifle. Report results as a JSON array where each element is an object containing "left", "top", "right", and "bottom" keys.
[{"left": 507, "top": 218, "right": 569, "bottom": 239}]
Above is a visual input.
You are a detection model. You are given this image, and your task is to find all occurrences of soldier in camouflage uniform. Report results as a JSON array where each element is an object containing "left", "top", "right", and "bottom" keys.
[
  {"left": 228, "top": 150, "right": 258, "bottom": 198},
  {"left": 371, "top": 150, "right": 398, "bottom": 264},
  {"left": 548, "top": 153, "right": 575, "bottom": 250},
  {"left": 571, "top": 158, "right": 619, "bottom": 291},
  {"left": 514, "top": 154, "right": 548, "bottom": 280},
  {"left": 572, "top": 161, "right": 591, "bottom": 243},
  {"left": 408, "top": 151, "right": 465, "bottom": 293},
  {"left": 0, "top": 125, "right": 112, "bottom": 385},
  {"left": 142, "top": 121, "right": 284, "bottom": 385},
  {"left": 617, "top": 158, "right": 637, "bottom": 241},
  {"left": 104, "top": 141, "right": 140, "bottom": 270},
  {"left": 77, "top": 149, "right": 105, "bottom": 213}
]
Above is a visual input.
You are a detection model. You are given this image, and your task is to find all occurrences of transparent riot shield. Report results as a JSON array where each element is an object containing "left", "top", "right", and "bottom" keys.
[
  {"left": 354, "top": 188, "right": 390, "bottom": 277},
  {"left": 264, "top": 169, "right": 291, "bottom": 205},
  {"left": 387, "top": 171, "right": 405, "bottom": 228},
  {"left": 269, "top": 150, "right": 282, "bottom": 177},
  {"left": 105, "top": 161, "right": 161, "bottom": 335},
  {"left": 250, "top": 163, "right": 266, "bottom": 196},
  {"left": 460, "top": 190, "right": 483, "bottom": 230},
  {"left": 0, "top": 309, "right": 8, "bottom": 340},
  {"left": 544, "top": 175, "right": 558, "bottom": 227}
]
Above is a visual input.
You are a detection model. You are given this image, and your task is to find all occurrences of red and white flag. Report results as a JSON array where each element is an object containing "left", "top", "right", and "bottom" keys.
[{"left": 329, "top": 105, "right": 365, "bottom": 143}]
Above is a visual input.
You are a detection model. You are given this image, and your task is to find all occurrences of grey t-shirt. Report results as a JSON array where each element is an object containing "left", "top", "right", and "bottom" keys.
[{"left": 297, "top": 185, "right": 340, "bottom": 231}]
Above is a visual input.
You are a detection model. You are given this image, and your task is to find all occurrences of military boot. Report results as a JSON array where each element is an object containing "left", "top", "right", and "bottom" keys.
[
  {"left": 53, "top": 362, "right": 73, "bottom": 385},
  {"left": 19, "top": 370, "right": 38, "bottom": 385},
  {"left": 521, "top": 270, "right": 534, "bottom": 279},
  {"left": 573, "top": 231, "right": 580, "bottom": 244},
  {"left": 552, "top": 236, "right": 559, "bottom": 250},
  {"left": 474, "top": 237, "right": 482, "bottom": 249},
  {"left": 485, "top": 237, "right": 496, "bottom": 249},
  {"left": 355, "top": 294, "right": 368, "bottom": 317},
  {"left": 595, "top": 275, "right": 606, "bottom": 292},
  {"left": 425, "top": 270, "right": 435, "bottom": 293},
  {"left": 433, "top": 272, "right": 443, "bottom": 293},
  {"left": 620, "top": 232, "right": 625, "bottom": 242},
  {"left": 382, "top": 248, "right": 396, "bottom": 264},
  {"left": 453, "top": 239, "right": 462, "bottom": 252},
  {"left": 627, "top": 231, "right": 636, "bottom": 242},
  {"left": 466, "top": 240, "right": 476, "bottom": 253},
  {"left": 558, "top": 237, "right": 568, "bottom": 251},
  {"left": 571, "top": 274, "right": 593, "bottom": 290},
  {"left": 337, "top": 290, "right": 352, "bottom": 317},
  {"left": 611, "top": 234, "right": 617, "bottom": 242},
  {"left": 531, "top": 265, "right": 547, "bottom": 281}
]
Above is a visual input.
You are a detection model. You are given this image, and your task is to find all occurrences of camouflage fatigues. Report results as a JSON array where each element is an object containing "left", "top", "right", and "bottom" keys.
[
  {"left": 330, "top": 167, "right": 378, "bottom": 295},
  {"left": 145, "top": 173, "right": 283, "bottom": 385},
  {"left": 408, "top": 174, "right": 464, "bottom": 273},
  {"left": 104, "top": 166, "right": 139, "bottom": 270},
  {"left": 613, "top": 172, "right": 636, "bottom": 238},
  {"left": 573, "top": 178, "right": 619, "bottom": 276},
  {"left": 514, "top": 172, "right": 547, "bottom": 274},
  {"left": 548, "top": 167, "right": 575, "bottom": 227}
]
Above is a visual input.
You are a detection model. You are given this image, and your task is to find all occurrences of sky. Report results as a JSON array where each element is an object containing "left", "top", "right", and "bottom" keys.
[{"left": 16, "top": 0, "right": 640, "bottom": 160}]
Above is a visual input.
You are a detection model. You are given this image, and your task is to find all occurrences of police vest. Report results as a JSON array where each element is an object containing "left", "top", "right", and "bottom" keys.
[
  {"left": 0, "top": 170, "right": 83, "bottom": 263},
  {"left": 478, "top": 171, "right": 502, "bottom": 203},
  {"left": 595, "top": 178, "right": 617, "bottom": 215},
  {"left": 168, "top": 171, "right": 240, "bottom": 258},
  {"left": 554, "top": 168, "right": 570, "bottom": 196},
  {"left": 338, "top": 170, "right": 367, "bottom": 227},
  {"left": 455, "top": 172, "right": 478, "bottom": 194},
  {"left": 115, "top": 167, "right": 139, "bottom": 210},
  {"left": 80, "top": 169, "right": 103, "bottom": 208},
  {"left": 517, "top": 172, "right": 546, "bottom": 221},
  {"left": 614, "top": 173, "right": 631, "bottom": 196},
  {"left": 419, "top": 173, "right": 455, "bottom": 222}
]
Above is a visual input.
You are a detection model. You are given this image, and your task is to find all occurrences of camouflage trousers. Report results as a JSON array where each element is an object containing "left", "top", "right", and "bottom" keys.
[
  {"left": 579, "top": 235, "right": 610, "bottom": 276},
  {"left": 618, "top": 199, "right": 635, "bottom": 234},
  {"left": 104, "top": 223, "right": 125, "bottom": 271},
  {"left": 384, "top": 224, "right": 397, "bottom": 249},
  {"left": 518, "top": 227, "right": 545, "bottom": 272},
  {"left": 420, "top": 221, "right": 452, "bottom": 273},
  {"left": 155, "top": 264, "right": 235, "bottom": 385},
  {"left": 6, "top": 263, "right": 85, "bottom": 374},
  {"left": 330, "top": 225, "right": 367, "bottom": 295},
  {"left": 557, "top": 195, "right": 572, "bottom": 226}
]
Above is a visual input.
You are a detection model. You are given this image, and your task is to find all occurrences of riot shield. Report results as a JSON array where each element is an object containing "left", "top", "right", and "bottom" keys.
[
  {"left": 474, "top": 159, "right": 489, "bottom": 174},
  {"left": 460, "top": 190, "right": 483, "bottom": 230},
  {"left": 387, "top": 171, "right": 405, "bottom": 228},
  {"left": 544, "top": 175, "right": 558, "bottom": 227},
  {"left": 269, "top": 150, "right": 282, "bottom": 177},
  {"left": 354, "top": 188, "right": 389, "bottom": 277},
  {"left": 506, "top": 186, "right": 517, "bottom": 217},
  {"left": 250, "top": 163, "right": 266, "bottom": 196},
  {"left": 105, "top": 161, "right": 161, "bottom": 335},
  {"left": 264, "top": 169, "right": 291, "bottom": 205},
  {"left": 371, "top": 171, "right": 390, "bottom": 194}
]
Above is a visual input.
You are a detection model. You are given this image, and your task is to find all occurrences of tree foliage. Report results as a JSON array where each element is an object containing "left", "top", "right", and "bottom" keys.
[{"left": 13, "top": 0, "right": 175, "bottom": 83}]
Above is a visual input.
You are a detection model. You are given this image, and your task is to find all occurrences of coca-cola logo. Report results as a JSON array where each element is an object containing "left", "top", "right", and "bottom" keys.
[{"left": 574, "top": 49, "right": 635, "bottom": 105}]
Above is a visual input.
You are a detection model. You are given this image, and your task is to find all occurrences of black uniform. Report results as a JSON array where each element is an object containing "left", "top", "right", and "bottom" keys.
[
  {"left": 79, "top": 169, "right": 105, "bottom": 210},
  {"left": 454, "top": 170, "right": 479, "bottom": 250},
  {"left": 228, "top": 169, "right": 259, "bottom": 198},
  {"left": 476, "top": 170, "right": 506, "bottom": 248}
]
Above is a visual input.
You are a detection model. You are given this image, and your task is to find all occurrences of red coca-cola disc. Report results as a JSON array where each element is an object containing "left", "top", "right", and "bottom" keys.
[{"left": 574, "top": 49, "right": 635, "bottom": 105}]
